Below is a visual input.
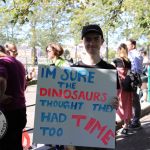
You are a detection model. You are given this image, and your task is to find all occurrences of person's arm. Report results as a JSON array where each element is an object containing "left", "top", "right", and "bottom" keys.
[
  {"left": 0, "top": 76, "right": 7, "bottom": 99},
  {"left": 0, "top": 76, "right": 12, "bottom": 104},
  {"left": 111, "top": 58, "right": 117, "bottom": 67},
  {"left": 134, "top": 56, "right": 143, "bottom": 74}
]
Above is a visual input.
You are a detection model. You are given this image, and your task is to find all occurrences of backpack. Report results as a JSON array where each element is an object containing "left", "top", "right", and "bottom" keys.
[
  {"left": 117, "top": 58, "right": 142, "bottom": 92},
  {"left": 121, "top": 70, "right": 142, "bottom": 91}
]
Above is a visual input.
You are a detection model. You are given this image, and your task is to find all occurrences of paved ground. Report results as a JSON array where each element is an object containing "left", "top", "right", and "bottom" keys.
[
  {"left": 25, "top": 85, "right": 36, "bottom": 132},
  {"left": 116, "top": 113, "right": 150, "bottom": 150}
]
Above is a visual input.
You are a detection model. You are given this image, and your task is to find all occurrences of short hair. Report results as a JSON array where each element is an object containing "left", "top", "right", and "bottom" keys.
[
  {"left": 46, "top": 43, "right": 64, "bottom": 57},
  {"left": 128, "top": 39, "right": 136, "bottom": 46},
  {"left": 0, "top": 45, "right": 6, "bottom": 53},
  {"left": 141, "top": 50, "right": 147, "bottom": 56}
]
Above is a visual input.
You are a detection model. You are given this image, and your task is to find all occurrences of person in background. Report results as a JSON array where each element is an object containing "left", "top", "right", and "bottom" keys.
[
  {"left": 69, "top": 57, "right": 74, "bottom": 64},
  {"left": 112, "top": 43, "right": 133, "bottom": 136},
  {"left": 126, "top": 39, "right": 143, "bottom": 129},
  {"left": 26, "top": 67, "right": 36, "bottom": 82},
  {"left": 0, "top": 44, "right": 27, "bottom": 150},
  {"left": 140, "top": 49, "right": 149, "bottom": 64},
  {"left": 5, "top": 43, "right": 18, "bottom": 58},
  {"left": 5, "top": 43, "right": 35, "bottom": 85},
  {"left": 139, "top": 49, "right": 149, "bottom": 102},
  {"left": 34, "top": 56, "right": 38, "bottom": 65},
  {"left": 46, "top": 43, "right": 69, "bottom": 67},
  {"left": 72, "top": 24, "right": 118, "bottom": 150}
]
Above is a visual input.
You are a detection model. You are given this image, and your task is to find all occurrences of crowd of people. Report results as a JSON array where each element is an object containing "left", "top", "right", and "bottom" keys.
[{"left": 0, "top": 24, "right": 149, "bottom": 150}]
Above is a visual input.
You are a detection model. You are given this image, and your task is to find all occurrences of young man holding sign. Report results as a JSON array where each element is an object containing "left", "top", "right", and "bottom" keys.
[
  {"left": 33, "top": 25, "right": 118, "bottom": 150},
  {"left": 72, "top": 24, "right": 118, "bottom": 150}
]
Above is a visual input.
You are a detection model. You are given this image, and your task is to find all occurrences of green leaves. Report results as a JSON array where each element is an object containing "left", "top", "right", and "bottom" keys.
[
  {"left": 1, "top": 0, "right": 6, "bottom": 3},
  {"left": 0, "top": 0, "right": 150, "bottom": 48}
]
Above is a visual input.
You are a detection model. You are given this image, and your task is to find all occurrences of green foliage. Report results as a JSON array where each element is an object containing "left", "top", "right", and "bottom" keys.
[
  {"left": 108, "top": 49, "right": 116, "bottom": 62},
  {"left": 0, "top": 0, "right": 150, "bottom": 52},
  {"left": 1, "top": 0, "right": 6, "bottom": 3}
]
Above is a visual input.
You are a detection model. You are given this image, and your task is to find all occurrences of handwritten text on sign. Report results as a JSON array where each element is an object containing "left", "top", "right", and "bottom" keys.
[{"left": 33, "top": 65, "right": 116, "bottom": 149}]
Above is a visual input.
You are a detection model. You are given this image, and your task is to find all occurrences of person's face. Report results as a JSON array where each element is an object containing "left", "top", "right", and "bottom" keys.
[
  {"left": 83, "top": 32, "right": 104, "bottom": 55},
  {"left": 8, "top": 51, "right": 17, "bottom": 57},
  {"left": 9, "top": 45, "right": 17, "bottom": 52},
  {"left": 46, "top": 46, "right": 56, "bottom": 60},
  {"left": 126, "top": 41, "right": 135, "bottom": 51},
  {"left": 6, "top": 44, "right": 18, "bottom": 57}
]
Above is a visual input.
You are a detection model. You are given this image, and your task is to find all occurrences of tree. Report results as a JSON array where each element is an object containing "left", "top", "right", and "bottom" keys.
[
  {"left": 0, "top": 0, "right": 73, "bottom": 64},
  {"left": 1, "top": 0, "right": 150, "bottom": 61}
]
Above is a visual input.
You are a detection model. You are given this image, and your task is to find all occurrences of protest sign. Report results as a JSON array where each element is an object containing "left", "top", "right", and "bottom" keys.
[{"left": 33, "top": 65, "right": 116, "bottom": 149}]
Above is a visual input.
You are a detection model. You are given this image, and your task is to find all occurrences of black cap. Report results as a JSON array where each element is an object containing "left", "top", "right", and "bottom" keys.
[{"left": 81, "top": 24, "right": 103, "bottom": 39}]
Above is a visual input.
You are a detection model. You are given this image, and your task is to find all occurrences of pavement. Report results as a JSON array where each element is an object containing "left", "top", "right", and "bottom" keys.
[
  {"left": 116, "top": 113, "right": 150, "bottom": 150},
  {"left": 24, "top": 84, "right": 150, "bottom": 149}
]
